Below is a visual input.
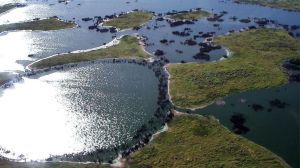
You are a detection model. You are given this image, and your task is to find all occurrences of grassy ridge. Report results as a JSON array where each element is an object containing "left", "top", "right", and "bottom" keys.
[
  {"left": 167, "top": 29, "right": 300, "bottom": 109},
  {"left": 0, "top": 4, "right": 18, "bottom": 14},
  {"left": 103, "top": 11, "right": 153, "bottom": 30},
  {"left": 128, "top": 114, "right": 289, "bottom": 168},
  {"left": 235, "top": 0, "right": 300, "bottom": 11},
  {"left": 30, "top": 35, "right": 150, "bottom": 69},
  {"left": 0, "top": 18, "right": 75, "bottom": 32},
  {"left": 168, "top": 10, "right": 211, "bottom": 21}
]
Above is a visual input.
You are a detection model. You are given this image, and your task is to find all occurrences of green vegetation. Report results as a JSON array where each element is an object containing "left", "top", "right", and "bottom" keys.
[
  {"left": 103, "top": 11, "right": 153, "bottom": 30},
  {"left": 30, "top": 35, "right": 150, "bottom": 69},
  {"left": 168, "top": 29, "right": 300, "bottom": 109},
  {"left": 0, "top": 159, "right": 109, "bottom": 168},
  {"left": 0, "top": 18, "right": 76, "bottom": 33},
  {"left": 1, "top": 114, "right": 289, "bottom": 168},
  {"left": 235, "top": 0, "right": 300, "bottom": 11},
  {"left": 0, "top": 4, "right": 18, "bottom": 14},
  {"left": 168, "top": 10, "right": 211, "bottom": 21},
  {"left": 128, "top": 114, "right": 289, "bottom": 168}
]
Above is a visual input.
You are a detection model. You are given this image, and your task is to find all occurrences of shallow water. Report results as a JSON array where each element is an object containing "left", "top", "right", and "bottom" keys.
[
  {"left": 190, "top": 83, "right": 300, "bottom": 168},
  {"left": 0, "top": 0, "right": 300, "bottom": 166},
  {"left": 0, "top": 0, "right": 300, "bottom": 71},
  {"left": 0, "top": 63, "right": 159, "bottom": 161}
]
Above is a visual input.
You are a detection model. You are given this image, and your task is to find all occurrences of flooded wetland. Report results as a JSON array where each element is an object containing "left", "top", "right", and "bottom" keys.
[{"left": 0, "top": 0, "right": 299, "bottom": 167}]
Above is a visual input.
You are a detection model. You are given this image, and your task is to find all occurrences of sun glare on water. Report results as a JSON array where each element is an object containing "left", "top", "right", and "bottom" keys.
[{"left": 0, "top": 77, "right": 84, "bottom": 161}]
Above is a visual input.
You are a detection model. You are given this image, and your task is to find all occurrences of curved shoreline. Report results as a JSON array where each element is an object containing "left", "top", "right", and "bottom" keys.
[
  {"left": 165, "top": 35, "right": 234, "bottom": 111},
  {"left": 26, "top": 35, "right": 123, "bottom": 71},
  {"left": 0, "top": 3, "right": 26, "bottom": 15},
  {"left": 1, "top": 27, "right": 297, "bottom": 167},
  {"left": 1, "top": 57, "right": 171, "bottom": 165},
  {"left": 2, "top": 34, "right": 155, "bottom": 90},
  {"left": 101, "top": 10, "right": 154, "bottom": 31},
  {"left": 1, "top": 36, "right": 172, "bottom": 164},
  {"left": 126, "top": 112, "right": 291, "bottom": 168},
  {"left": 0, "top": 17, "right": 78, "bottom": 35}
]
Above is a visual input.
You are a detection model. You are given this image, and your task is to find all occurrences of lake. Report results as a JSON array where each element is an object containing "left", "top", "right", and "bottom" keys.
[{"left": 0, "top": 63, "right": 160, "bottom": 162}]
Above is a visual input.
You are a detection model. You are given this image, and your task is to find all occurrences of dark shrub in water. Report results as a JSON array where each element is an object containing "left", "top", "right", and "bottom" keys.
[
  {"left": 230, "top": 113, "right": 250, "bottom": 135},
  {"left": 269, "top": 99, "right": 289, "bottom": 109}
]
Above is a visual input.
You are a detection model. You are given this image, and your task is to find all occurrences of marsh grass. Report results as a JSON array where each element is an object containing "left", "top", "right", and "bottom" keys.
[
  {"left": 235, "top": 0, "right": 300, "bottom": 11},
  {"left": 168, "top": 10, "right": 211, "bottom": 21},
  {"left": 0, "top": 18, "right": 75, "bottom": 32},
  {"left": 103, "top": 11, "right": 153, "bottom": 30},
  {"left": 168, "top": 29, "right": 300, "bottom": 109},
  {"left": 30, "top": 35, "right": 150, "bottom": 69},
  {"left": 128, "top": 114, "right": 289, "bottom": 168}
]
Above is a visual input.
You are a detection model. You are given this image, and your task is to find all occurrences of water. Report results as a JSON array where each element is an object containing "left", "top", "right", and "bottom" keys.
[
  {"left": 0, "top": 0, "right": 299, "bottom": 166},
  {"left": 0, "top": 63, "right": 159, "bottom": 161},
  {"left": 190, "top": 83, "right": 300, "bottom": 168},
  {"left": 0, "top": 0, "right": 300, "bottom": 71}
]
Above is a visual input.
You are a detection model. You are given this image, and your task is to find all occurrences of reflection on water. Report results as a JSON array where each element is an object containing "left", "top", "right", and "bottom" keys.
[
  {"left": 0, "top": 0, "right": 299, "bottom": 71},
  {"left": 0, "top": 63, "right": 158, "bottom": 161},
  {"left": 0, "top": 32, "right": 39, "bottom": 72},
  {"left": 0, "top": 77, "right": 77, "bottom": 160},
  {"left": 0, "top": 4, "right": 46, "bottom": 25},
  {"left": 0, "top": 0, "right": 299, "bottom": 165},
  {"left": 0, "top": 0, "right": 24, "bottom": 6}
]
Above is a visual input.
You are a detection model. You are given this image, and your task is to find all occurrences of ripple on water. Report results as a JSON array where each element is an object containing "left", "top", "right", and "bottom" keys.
[{"left": 0, "top": 63, "right": 159, "bottom": 161}]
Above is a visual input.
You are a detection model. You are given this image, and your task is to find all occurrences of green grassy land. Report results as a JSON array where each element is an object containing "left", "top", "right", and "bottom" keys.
[
  {"left": 103, "top": 11, "right": 153, "bottom": 30},
  {"left": 30, "top": 35, "right": 150, "bottom": 69},
  {"left": 0, "top": 18, "right": 75, "bottom": 32},
  {"left": 128, "top": 114, "right": 289, "bottom": 168},
  {"left": 1, "top": 114, "right": 289, "bottom": 168},
  {"left": 167, "top": 29, "right": 300, "bottom": 109},
  {"left": 168, "top": 10, "right": 211, "bottom": 21},
  {"left": 0, "top": 4, "right": 18, "bottom": 14},
  {"left": 235, "top": 0, "right": 300, "bottom": 11},
  {"left": 0, "top": 159, "right": 109, "bottom": 168}
]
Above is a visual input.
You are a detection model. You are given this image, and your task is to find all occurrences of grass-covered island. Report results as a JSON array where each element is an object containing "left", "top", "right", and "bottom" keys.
[
  {"left": 235, "top": 0, "right": 300, "bottom": 11},
  {"left": 168, "top": 10, "right": 211, "bottom": 21},
  {"left": 128, "top": 114, "right": 289, "bottom": 168},
  {"left": 0, "top": 3, "right": 22, "bottom": 14},
  {"left": 167, "top": 29, "right": 300, "bottom": 109},
  {"left": 103, "top": 11, "right": 153, "bottom": 30},
  {"left": 0, "top": 18, "right": 76, "bottom": 33},
  {"left": 29, "top": 35, "right": 150, "bottom": 69}
]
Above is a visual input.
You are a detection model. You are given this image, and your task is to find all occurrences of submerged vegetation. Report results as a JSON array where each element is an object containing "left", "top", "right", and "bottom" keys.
[
  {"left": 235, "top": 0, "right": 300, "bottom": 11},
  {"left": 168, "top": 10, "right": 211, "bottom": 21},
  {"left": 0, "top": 18, "right": 75, "bottom": 33},
  {"left": 30, "top": 35, "right": 150, "bottom": 69},
  {"left": 128, "top": 114, "right": 289, "bottom": 168},
  {"left": 168, "top": 29, "right": 300, "bottom": 109},
  {"left": 103, "top": 11, "right": 153, "bottom": 30}
]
